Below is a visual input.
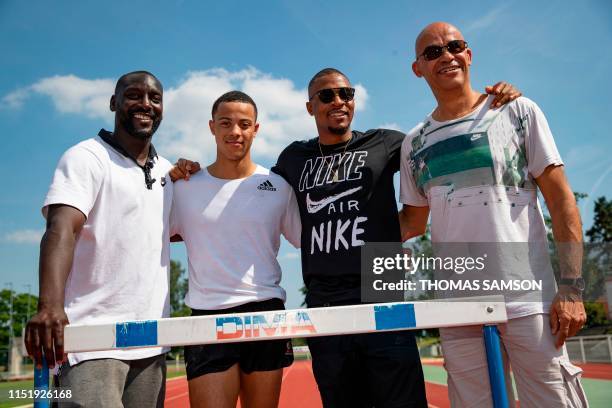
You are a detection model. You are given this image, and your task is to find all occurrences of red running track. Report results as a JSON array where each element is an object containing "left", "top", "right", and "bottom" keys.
[
  {"left": 575, "top": 363, "right": 612, "bottom": 380},
  {"left": 164, "top": 360, "right": 612, "bottom": 407},
  {"left": 164, "top": 360, "right": 450, "bottom": 408}
]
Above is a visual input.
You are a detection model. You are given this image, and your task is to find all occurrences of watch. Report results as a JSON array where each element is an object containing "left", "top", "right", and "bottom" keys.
[{"left": 559, "top": 277, "right": 585, "bottom": 292}]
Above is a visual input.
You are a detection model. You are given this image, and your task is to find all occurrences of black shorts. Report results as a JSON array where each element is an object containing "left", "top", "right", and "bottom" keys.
[
  {"left": 307, "top": 331, "right": 428, "bottom": 408},
  {"left": 184, "top": 298, "right": 294, "bottom": 380}
]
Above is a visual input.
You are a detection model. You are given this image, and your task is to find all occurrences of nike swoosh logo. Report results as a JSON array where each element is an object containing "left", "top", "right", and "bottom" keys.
[
  {"left": 470, "top": 133, "right": 483, "bottom": 141},
  {"left": 306, "top": 187, "right": 362, "bottom": 214}
]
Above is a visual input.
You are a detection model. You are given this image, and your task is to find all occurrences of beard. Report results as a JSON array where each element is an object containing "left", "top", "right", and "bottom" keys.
[
  {"left": 119, "top": 108, "right": 162, "bottom": 140},
  {"left": 328, "top": 126, "right": 348, "bottom": 135}
]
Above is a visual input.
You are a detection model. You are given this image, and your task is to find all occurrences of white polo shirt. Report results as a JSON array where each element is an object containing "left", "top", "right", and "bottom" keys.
[
  {"left": 171, "top": 165, "right": 301, "bottom": 310},
  {"left": 43, "top": 136, "right": 173, "bottom": 365}
]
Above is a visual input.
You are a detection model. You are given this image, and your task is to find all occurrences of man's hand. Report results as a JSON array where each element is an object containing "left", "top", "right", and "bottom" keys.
[
  {"left": 549, "top": 286, "right": 586, "bottom": 349},
  {"left": 485, "top": 82, "right": 522, "bottom": 108},
  {"left": 25, "top": 304, "right": 69, "bottom": 368},
  {"left": 169, "top": 158, "right": 201, "bottom": 182}
]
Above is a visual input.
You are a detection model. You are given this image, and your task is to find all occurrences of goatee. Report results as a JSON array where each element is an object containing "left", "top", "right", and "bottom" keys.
[
  {"left": 120, "top": 109, "right": 161, "bottom": 140},
  {"left": 328, "top": 126, "right": 348, "bottom": 135}
]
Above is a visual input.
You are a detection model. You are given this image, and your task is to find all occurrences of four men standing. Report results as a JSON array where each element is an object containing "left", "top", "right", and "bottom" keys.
[{"left": 25, "top": 22, "right": 588, "bottom": 408}]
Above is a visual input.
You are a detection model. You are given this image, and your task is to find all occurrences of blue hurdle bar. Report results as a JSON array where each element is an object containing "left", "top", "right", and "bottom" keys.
[
  {"left": 33, "top": 357, "right": 49, "bottom": 408},
  {"left": 483, "top": 325, "right": 509, "bottom": 408}
]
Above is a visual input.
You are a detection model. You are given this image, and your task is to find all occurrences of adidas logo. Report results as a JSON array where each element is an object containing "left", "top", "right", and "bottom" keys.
[{"left": 257, "top": 180, "right": 277, "bottom": 191}]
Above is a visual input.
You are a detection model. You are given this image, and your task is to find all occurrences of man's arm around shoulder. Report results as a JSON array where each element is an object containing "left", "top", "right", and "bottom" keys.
[{"left": 399, "top": 205, "right": 430, "bottom": 241}]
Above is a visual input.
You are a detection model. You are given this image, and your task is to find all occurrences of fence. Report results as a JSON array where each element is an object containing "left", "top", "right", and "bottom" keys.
[{"left": 566, "top": 335, "right": 612, "bottom": 363}]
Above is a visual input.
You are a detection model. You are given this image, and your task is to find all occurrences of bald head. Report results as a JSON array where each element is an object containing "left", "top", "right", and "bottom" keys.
[
  {"left": 115, "top": 71, "right": 162, "bottom": 94},
  {"left": 415, "top": 22, "right": 464, "bottom": 58}
]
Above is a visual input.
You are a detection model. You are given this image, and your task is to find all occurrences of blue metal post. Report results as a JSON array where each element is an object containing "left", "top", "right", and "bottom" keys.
[
  {"left": 483, "top": 325, "right": 509, "bottom": 408},
  {"left": 33, "top": 357, "right": 50, "bottom": 408}
]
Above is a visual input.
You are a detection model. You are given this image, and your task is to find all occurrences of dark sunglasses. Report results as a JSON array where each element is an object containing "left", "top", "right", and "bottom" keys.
[
  {"left": 419, "top": 40, "right": 468, "bottom": 61},
  {"left": 309, "top": 87, "right": 355, "bottom": 104}
]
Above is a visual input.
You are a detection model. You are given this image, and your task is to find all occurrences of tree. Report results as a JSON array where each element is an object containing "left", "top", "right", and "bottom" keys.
[
  {"left": 170, "top": 260, "right": 190, "bottom": 317},
  {"left": 545, "top": 193, "right": 611, "bottom": 328},
  {"left": 299, "top": 286, "right": 307, "bottom": 307},
  {"left": 0, "top": 290, "right": 38, "bottom": 344},
  {"left": 586, "top": 196, "right": 612, "bottom": 243},
  {"left": 0, "top": 290, "right": 38, "bottom": 367}
]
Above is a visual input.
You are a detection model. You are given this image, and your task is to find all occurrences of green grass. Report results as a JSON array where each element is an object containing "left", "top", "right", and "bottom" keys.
[
  {"left": 167, "top": 363, "right": 186, "bottom": 379},
  {"left": 422, "top": 363, "right": 612, "bottom": 407},
  {"left": 581, "top": 378, "right": 612, "bottom": 407},
  {"left": 0, "top": 380, "right": 33, "bottom": 408}
]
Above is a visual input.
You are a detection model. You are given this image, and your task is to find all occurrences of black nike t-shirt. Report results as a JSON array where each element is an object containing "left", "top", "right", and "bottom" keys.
[{"left": 272, "top": 129, "right": 405, "bottom": 306}]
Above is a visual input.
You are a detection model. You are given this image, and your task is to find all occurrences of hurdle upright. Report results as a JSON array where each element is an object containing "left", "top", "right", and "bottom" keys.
[{"left": 34, "top": 295, "right": 509, "bottom": 407}]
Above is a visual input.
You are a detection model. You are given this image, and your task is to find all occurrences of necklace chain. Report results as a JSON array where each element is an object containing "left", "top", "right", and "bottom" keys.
[{"left": 318, "top": 134, "right": 353, "bottom": 182}]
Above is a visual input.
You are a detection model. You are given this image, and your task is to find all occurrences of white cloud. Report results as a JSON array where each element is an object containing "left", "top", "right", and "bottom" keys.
[
  {"left": 3, "top": 75, "right": 114, "bottom": 119},
  {"left": 281, "top": 252, "right": 300, "bottom": 260},
  {"left": 4, "top": 68, "right": 370, "bottom": 162},
  {"left": 2, "top": 88, "right": 30, "bottom": 108},
  {"left": 31, "top": 75, "right": 115, "bottom": 120},
  {"left": 3, "top": 229, "right": 44, "bottom": 244},
  {"left": 378, "top": 122, "right": 402, "bottom": 131},
  {"left": 563, "top": 145, "right": 608, "bottom": 170},
  {"left": 465, "top": 4, "right": 509, "bottom": 33},
  {"left": 160, "top": 68, "right": 316, "bottom": 162}
]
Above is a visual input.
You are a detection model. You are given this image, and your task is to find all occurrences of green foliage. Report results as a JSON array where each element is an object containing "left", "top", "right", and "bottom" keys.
[
  {"left": 0, "top": 290, "right": 38, "bottom": 348},
  {"left": 584, "top": 302, "right": 609, "bottom": 327},
  {"left": 167, "top": 260, "right": 191, "bottom": 359},
  {"left": 586, "top": 196, "right": 612, "bottom": 243},
  {"left": 545, "top": 193, "right": 610, "bottom": 328},
  {"left": 170, "top": 260, "right": 190, "bottom": 317},
  {"left": 291, "top": 337, "right": 307, "bottom": 347},
  {"left": 403, "top": 227, "right": 439, "bottom": 338},
  {"left": 299, "top": 286, "right": 307, "bottom": 307}
]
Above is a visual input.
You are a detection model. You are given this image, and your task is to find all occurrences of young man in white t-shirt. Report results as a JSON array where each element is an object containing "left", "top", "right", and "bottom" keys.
[
  {"left": 400, "top": 22, "right": 588, "bottom": 407},
  {"left": 24, "top": 71, "right": 184, "bottom": 407},
  {"left": 170, "top": 91, "right": 301, "bottom": 408}
]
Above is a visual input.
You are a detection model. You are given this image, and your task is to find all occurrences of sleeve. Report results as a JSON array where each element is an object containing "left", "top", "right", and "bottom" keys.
[
  {"left": 271, "top": 145, "right": 291, "bottom": 182},
  {"left": 42, "top": 145, "right": 105, "bottom": 219},
  {"left": 382, "top": 129, "right": 406, "bottom": 173},
  {"left": 281, "top": 182, "right": 302, "bottom": 249},
  {"left": 399, "top": 134, "right": 429, "bottom": 207},
  {"left": 521, "top": 98, "right": 564, "bottom": 178}
]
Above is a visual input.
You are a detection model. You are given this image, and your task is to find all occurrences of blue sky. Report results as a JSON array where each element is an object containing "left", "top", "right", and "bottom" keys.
[{"left": 1, "top": 0, "right": 610, "bottom": 309}]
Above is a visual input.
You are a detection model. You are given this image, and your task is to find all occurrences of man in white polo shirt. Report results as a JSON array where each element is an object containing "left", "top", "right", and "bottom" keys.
[
  {"left": 25, "top": 71, "right": 175, "bottom": 407},
  {"left": 170, "top": 91, "right": 301, "bottom": 408}
]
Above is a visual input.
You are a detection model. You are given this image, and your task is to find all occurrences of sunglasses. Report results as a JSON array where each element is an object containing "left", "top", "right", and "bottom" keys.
[
  {"left": 309, "top": 87, "right": 355, "bottom": 104},
  {"left": 419, "top": 40, "right": 468, "bottom": 61}
]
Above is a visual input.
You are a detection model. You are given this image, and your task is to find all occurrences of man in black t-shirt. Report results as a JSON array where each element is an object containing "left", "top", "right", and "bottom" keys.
[
  {"left": 273, "top": 68, "right": 520, "bottom": 407},
  {"left": 273, "top": 68, "right": 427, "bottom": 407}
]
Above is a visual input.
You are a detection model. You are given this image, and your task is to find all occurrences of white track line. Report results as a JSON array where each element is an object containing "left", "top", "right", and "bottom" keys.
[
  {"left": 165, "top": 390, "right": 190, "bottom": 403},
  {"left": 282, "top": 363, "right": 294, "bottom": 382}
]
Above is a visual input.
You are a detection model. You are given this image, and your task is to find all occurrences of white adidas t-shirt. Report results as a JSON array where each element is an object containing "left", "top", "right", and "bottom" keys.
[
  {"left": 400, "top": 96, "right": 563, "bottom": 318},
  {"left": 43, "top": 136, "right": 173, "bottom": 365},
  {"left": 171, "top": 165, "right": 301, "bottom": 310}
]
